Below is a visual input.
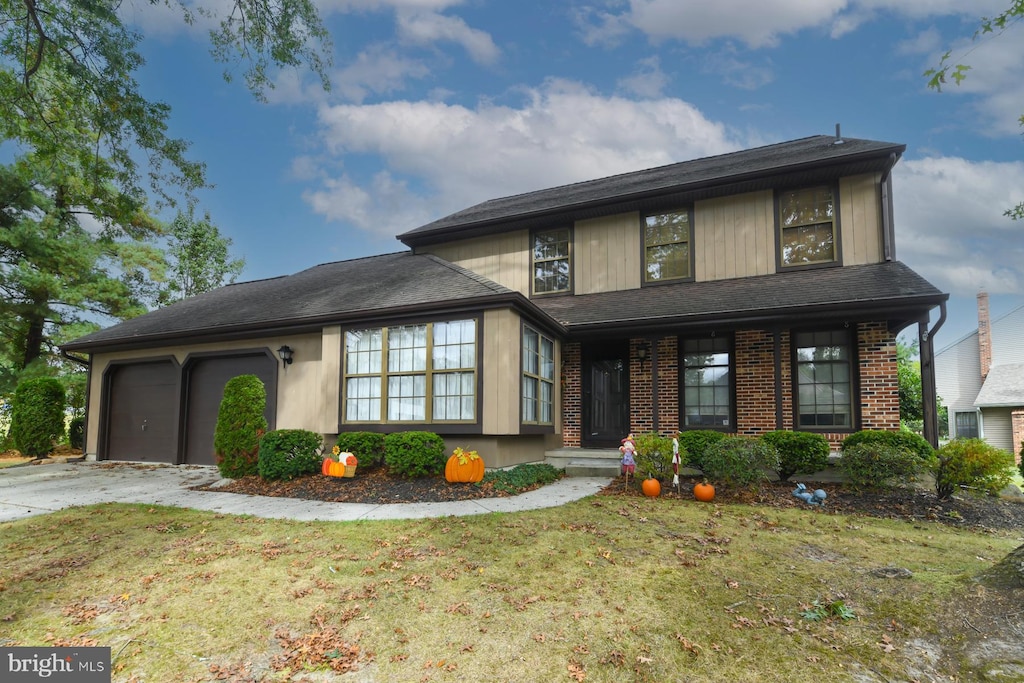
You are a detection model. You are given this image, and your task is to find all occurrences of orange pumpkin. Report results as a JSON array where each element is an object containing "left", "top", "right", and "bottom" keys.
[
  {"left": 344, "top": 453, "right": 358, "bottom": 466},
  {"left": 321, "top": 458, "right": 333, "bottom": 476},
  {"left": 693, "top": 481, "right": 716, "bottom": 502},
  {"left": 445, "top": 448, "right": 484, "bottom": 483},
  {"left": 326, "top": 460, "right": 346, "bottom": 477},
  {"left": 641, "top": 477, "right": 661, "bottom": 497}
]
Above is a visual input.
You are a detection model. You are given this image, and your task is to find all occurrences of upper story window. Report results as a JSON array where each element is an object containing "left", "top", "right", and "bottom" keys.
[
  {"left": 794, "top": 329, "right": 853, "bottom": 430},
  {"left": 532, "top": 228, "right": 571, "bottom": 295},
  {"left": 644, "top": 209, "right": 692, "bottom": 283},
  {"left": 522, "top": 326, "right": 555, "bottom": 425},
  {"left": 778, "top": 186, "right": 837, "bottom": 267}
]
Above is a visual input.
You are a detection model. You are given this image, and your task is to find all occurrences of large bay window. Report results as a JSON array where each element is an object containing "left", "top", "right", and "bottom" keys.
[
  {"left": 344, "top": 319, "right": 476, "bottom": 423},
  {"left": 681, "top": 336, "right": 733, "bottom": 428},
  {"left": 522, "top": 326, "right": 555, "bottom": 425},
  {"left": 794, "top": 330, "right": 853, "bottom": 429},
  {"left": 778, "top": 186, "right": 837, "bottom": 267}
]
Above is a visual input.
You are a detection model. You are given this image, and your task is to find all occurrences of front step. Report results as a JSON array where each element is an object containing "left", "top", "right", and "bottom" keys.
[{"left": 545, "top": 448, "right": 623, "bottom": 478}]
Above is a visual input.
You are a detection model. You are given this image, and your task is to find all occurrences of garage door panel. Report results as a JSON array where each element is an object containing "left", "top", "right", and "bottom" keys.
[{"left": 106, "top": 362, "right": 178, "bottom": 463}]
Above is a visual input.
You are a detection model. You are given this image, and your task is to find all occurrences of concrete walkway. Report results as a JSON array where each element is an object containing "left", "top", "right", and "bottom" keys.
[{"left": 0, "top": 461, "right": 612, "bottom": 523}]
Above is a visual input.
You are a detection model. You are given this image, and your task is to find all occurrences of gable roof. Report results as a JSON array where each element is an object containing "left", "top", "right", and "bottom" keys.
[
  {"left": 534, "top": 261, "right": 945, "bottom": 338},
  {"left": 399, "top": 135, "right": 905, "bottom": 247},
  {"left": 64, "top": 252, "right": 549, "bottom": 353},
  {"left": 974, "top": 363, "right": 1024, "bottom": 408}
]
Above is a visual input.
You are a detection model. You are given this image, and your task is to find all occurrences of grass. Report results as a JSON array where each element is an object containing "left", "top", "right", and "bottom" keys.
[{"left": 1, "top": 496, "right": 1020, "bottom": 682}]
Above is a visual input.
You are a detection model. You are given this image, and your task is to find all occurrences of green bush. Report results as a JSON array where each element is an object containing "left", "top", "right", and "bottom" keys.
[
  {"left": 761, "top": 431, "right": 830, "bottom": 481},
  {"left": 383, "top": 431, "right": 447, "bottom": 478},
  {"left": 213, "top": 375, "right": 268, "bottom": 479},
  {"left": 335, "top": 431, "right": 386, "bottom": 468},
  {"left": 838, "top": 443, "right": 925, "bottom": 489},
  {"left": 10, "top": 378, "right": 66, "bottom": 457},
  {"left": 480, "top": 463, "right": 561, "bottom": 494},
  {"left": 933, "top": 438, "right": 1014, "bottom": 500},
  {"left": 258, "top": 429, "right": 324, "bottom": 481},
  {"left": 701, "top": 436, "right": 779, "bottom": 488},
  {"left": 68, "top": 417, "right": 85, "bottom": 450},
  {"left": 841, "top": 430, "right": 934, "bottom": 461},
  {"left": 633, "top": 432, "right": 678, "bottom": 480},
  {"left": 677, "top": 430, "right": 726, "bottom": 472}
]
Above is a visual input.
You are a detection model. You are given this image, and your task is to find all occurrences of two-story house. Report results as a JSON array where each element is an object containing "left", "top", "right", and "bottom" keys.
[
  {"left": 935, "top": 292, "right": 1024, "bottom": 462},
  {"left": 64, "top": 134, "right": 949, "bottom": 468}
]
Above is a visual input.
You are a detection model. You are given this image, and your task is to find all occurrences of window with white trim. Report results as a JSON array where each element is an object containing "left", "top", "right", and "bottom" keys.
[
  {"left": 523, "top": 326, "right": 555, "bottom": 425},
  {"left": 954, "top": 411, "right": 979, "bottom": 438}
]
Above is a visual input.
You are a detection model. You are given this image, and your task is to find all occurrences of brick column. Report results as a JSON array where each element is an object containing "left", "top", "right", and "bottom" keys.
[
  {"left": 858, "top": 322, "right": 900, "bottom": 431},
  {"left": 630, "top": 338, "right": 654, "bottom": 434},
  {"left": 735, "top": 329, "right": 780, "bottom": 437},
  {"left": 1012, "top": 409, "right": 1024, "bottom": 466},
  {"left": 656, "top": 336, "right": 679, "bottom": 436},
  {"left": 561, "top": 342, "right": 581, "bottom": 447}
]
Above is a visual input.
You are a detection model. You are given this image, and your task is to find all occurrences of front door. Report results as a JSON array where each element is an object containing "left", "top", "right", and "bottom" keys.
[{"left": 582, "top": 342, "right": 629, "bottom": 447}]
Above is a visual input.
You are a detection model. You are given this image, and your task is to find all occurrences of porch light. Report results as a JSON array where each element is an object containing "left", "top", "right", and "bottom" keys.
[
  {"left": 277, "top": 345, "right": 294, "bottom": 366},
  {"left": 635, "top": 341, "right": 650, "bottom": 362}
]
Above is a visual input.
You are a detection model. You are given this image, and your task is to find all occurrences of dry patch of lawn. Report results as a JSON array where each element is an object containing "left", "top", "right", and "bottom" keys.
[{"left": 1, "top": 497, "right": 1019, "bottom": 682}]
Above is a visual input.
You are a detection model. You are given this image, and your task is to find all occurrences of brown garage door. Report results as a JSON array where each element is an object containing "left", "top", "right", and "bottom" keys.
[
  {"left": 183, "top": 354, "right": 277, "bottom": 465},
  {"left": 105, "top": 361, "right": 179, "bottom": 463}
]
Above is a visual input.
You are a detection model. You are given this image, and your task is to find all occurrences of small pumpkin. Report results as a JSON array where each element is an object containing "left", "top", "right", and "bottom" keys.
[
  {"left": 445, "top": 447, "right": 484, "bottom": 483},
  {"left": 693, "top": 481, "right": 716, "bottom": 502},
  {"left": 327, "top": 460, "right": 346, "bottom": 477},
  {"left": 321, "top": 458, "right": 333, "bottom": 476},
  {"left": 344, "top": 453, "right": 358, "bottom": 466},
  {"left": 641, "top": 477, "right": 661, "bottom": 497}
]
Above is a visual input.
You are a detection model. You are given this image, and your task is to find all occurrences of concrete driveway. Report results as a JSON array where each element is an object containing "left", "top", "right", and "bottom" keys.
[{"left": 0, "top": 461, "right": 610, "bottom": 523}]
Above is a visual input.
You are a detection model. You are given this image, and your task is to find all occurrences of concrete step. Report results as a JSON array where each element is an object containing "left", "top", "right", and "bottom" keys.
[{"left": 564, "top": 457, "right": 622, "bottom": 478}]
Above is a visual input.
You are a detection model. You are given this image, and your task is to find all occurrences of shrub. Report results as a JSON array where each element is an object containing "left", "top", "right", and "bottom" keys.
[
  {"left": 68, "top": 417, "right": 85, "bottom": 450},
  {"left": 761, "top": 431, "right": 831, "bottom": 481},
  {"left": 839, "top": 443, "right": 924, "bottom": 489},
  {"left": 383, "top": 431, "right": 447, "bottom": 478},
  {"left": 335, "top": 431, "right": 386, "bottom": 469},
  {"left": 10, "top": 378, "right": 66, "bottom": 457},
  {"left": 258, "top": 429, "right": 324, "bottom": 481},
  {"left": 933, "top": 438, "right": 1014, "bottom": 500},
  {"left": 213, "top": 375, "right": 268, "bottom": 479},
  {"left": 701, "top": 436, "right": 779, "bottom": 488},
  {"left": 480, "top": 463, "right": 561, "bottom": 494},
  {"left": 633, "top": 432, "right": 678, "bottom": 480},
  {"left": 841, "top": 430, "right": 934, "bottom": 461},
  {"left": 677, "top": 430, "right": 726, "bottom": 472}
]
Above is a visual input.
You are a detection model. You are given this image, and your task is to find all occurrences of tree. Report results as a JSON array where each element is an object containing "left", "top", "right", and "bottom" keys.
[
  {"left": 897, "top": 340, "right": 923, "bottom": 424},
  {"left": 161, "top": 208, "right": 245, "bottom": 302},
  {"left": 925, "top": 1, "right": 1024, "bottom": 220}
]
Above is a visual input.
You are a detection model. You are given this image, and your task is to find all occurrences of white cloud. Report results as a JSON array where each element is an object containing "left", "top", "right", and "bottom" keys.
[
  {"left": 305, "top": 79, "right": 741, "bottom": 236},
  {"left": 616, "top": 56, "right": 670, "bottom": 97},
  {"left": 894, "top": 156, "right": 1024, "bottom": 297},
  {"left": 334, "top": 44, "right": 431, "bottom": 102},
  {"left": 396, "top": 10, "right": 500, "bottom": 64}
]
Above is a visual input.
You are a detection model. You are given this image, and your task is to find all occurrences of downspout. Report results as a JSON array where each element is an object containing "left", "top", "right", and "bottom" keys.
[
  {"left": 920, "top": 301, "right": 947, "bottom": 448},
  {"left": 880, "top": 154, "right": 897, "bottom": 262}
]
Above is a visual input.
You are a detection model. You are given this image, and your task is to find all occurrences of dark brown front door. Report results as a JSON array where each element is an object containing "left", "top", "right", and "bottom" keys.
[
  {"left": 105, "top": 361, "right": 179, "bottom": 463},
  {"left": 582, "top": 342, "right": 629, "bottom": 448}
]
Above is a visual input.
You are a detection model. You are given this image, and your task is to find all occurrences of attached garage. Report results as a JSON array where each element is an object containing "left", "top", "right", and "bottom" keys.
[
  {"left": 182, "top": 352, "right": 278, "bottom": 465},
  {"left": 103, "top": 360, "right": 180, "bottom": 463}
]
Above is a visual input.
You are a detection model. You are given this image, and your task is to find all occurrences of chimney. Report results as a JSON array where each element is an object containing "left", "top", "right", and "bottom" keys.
[{"left": 978, "top": 291, "right": 992, "bottom": 382}]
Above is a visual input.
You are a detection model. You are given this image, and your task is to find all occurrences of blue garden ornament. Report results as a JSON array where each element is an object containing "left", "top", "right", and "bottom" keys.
[{"left": 792, "top": 483, "right": 827, "bottom": 506}]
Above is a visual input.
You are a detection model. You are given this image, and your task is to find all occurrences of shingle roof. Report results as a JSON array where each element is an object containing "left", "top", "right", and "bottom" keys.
[
  {"left": 534, "top": 261, "right": 945, "bottom": 336},
  {"left": 399, "top": 135, "right": 905, "bottom": 245},
  {"left": 64, "top": 252, "right": 524, "bottom": 351},
  {"left": 974, "top": 363, "right": 1024, "bottom": 408}
]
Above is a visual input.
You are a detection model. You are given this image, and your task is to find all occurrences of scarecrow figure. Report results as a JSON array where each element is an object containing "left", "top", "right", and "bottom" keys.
[
  {"left": 671, "top": 430, "right": 681, "bottom": 493},
  {"left": 620, "top": 433, "right": 637, "bottom": 485}
]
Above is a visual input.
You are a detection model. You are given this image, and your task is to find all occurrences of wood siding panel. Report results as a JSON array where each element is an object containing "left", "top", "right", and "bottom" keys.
[
  {"left": 839, "top": 174, "right": 883, "bottom": 266},
  {"left": 482, "top": 309, "right": 520, "bottom": 434},
  {"left": 425, "top": 232, "right": 531, "bottom": 295},
  {"left": 694, "top": 190, "right": 774, "bottom": 281},
  {"left": 992, "top": 305, "right": 1024, "bottom": 366},
  {"left": 575, "top": 213, "right": 641, "bottom": 294},
  {"left": 981, "top": 408, "right": 1014, "bottom": 452}
]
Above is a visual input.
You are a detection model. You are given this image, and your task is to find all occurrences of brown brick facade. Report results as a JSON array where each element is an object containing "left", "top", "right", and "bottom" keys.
[
  {"left": 1012, "top": 409, "right": 1024, "bottom": 466},
  {"left": 561, "top": 342, "right": 582, "bottom": 447}
]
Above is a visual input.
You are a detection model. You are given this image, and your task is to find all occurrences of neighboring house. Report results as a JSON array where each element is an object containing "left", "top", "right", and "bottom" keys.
[
  {"left": 64, "top": 134, "right": 948, "bottom": 468},
  {"left": 935, "top": 293, "right": 1024, "bottom": 463}
]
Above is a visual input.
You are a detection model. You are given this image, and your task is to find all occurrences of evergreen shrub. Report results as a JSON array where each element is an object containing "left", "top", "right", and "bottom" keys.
[
  {"left": 383, "top": 431, "right": 446, "bottom": 478},
  {"left": 634, "top": 432, "right": 679, "bottom": 480},
  {"left": 335, "top": 431, "right": 386, "bottom": 468},
  {"left": 761, "top": 430, "right": 830, "bottom": 481},
  {"left": 840, "top": 429, "right": 934, "bottom": 461},
  {"left": 213, "top": 375, "right": 267, "bottom": 479},
  {"left": 10, "top": 377, "right": 65, "bottom": 457},
  {"left": 258, "top": 429, "right": 323, "bottom": 481},
  {"left": 933, "top": 438, "right": 1013, "bottom": 500},
  {"left": 839, "top": 443, "right": 924, "bottom": 489},
  {"left": 676, "top": 430, "right": 726, "bottom": 472},
  {"left": 701, "top": 436, "right": 779, "bottom": 488}
]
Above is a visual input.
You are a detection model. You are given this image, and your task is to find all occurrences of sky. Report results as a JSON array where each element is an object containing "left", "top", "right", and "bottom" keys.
[{"left": 120, "top": 0, "right": 1024, "bottom": 350}]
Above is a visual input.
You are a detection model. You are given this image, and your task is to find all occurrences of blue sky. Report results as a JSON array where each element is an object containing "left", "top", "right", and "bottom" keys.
[{"left": 123, "top": 0, "right": 1024, "bottom": 348}]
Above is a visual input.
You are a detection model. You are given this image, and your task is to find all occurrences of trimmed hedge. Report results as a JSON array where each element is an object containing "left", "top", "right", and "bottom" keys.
[
  {"left": 840, "top": 429, "right": 934, "bottom": 461},
  {"left": 10, "top": 378, "right": 66, "bottom": 457},
  {"left": 258, "top": 429, "right": 324, "bottom": 481},
  {"left": 213, "top": 375, "right": 268, "bottom": 479},
  {"left": 838, "top": 443, "right": 925, "bottom": 489},
  {"left": 933, "top": 438, "right": 1013, "bottom": 500},
  {"left": 335, "top": 431, "right": 386, "bottom": 469},
  {"left": 676, "top": 430, "right": 726, "bottom": 472},
  {"left": 383, "top": 431, "right": 447, "bottom": 478},
  {"left": 701, "top": 436, "right": 779, "bottom": 488},
  {"left": 68, "top": 417, "right": 85, "bottom": 450},
  {"left": 761, "top": 430, "right": 830, "bottom": 481}
]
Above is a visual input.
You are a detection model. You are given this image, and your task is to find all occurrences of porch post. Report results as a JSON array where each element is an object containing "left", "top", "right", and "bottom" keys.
[{"left": 920, "top": 320, "right": 938, "bottom": 448}]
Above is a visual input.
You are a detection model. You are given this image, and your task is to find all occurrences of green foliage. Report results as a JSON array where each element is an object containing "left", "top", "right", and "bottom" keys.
[
  {"left": 335, "top": 431, "right": 386, "bottom": 469},
  {"left": 1020, "top": 444, "right": 1024, "bottom": 480},
  {"left": 701, "top": 436, "right": 779, "bottom": 488},
  {"left": 213, "top": 375, "right": 268, "bottom": 479},
  {"left": 933, "top": 438, "right": 1014, "bottom": 500},
  {"left": 761, "top": 431, "right": 830, "bottom": 481},
  {"left": 383, "top": 431, "right": 447, "bottom": 478},
  {"left": 841, "top": 430, "right": 934, "bottom": 461},
  {"left": 68, "top": 416, "right": 85, "bottom": 450},
  {"left": 10, "top": 377, "right": 65, "bottom": 457},
  {"left": 677, "top": 430, "right": 727, "bottom": 472},
  {"left": 257, "top": 429, "right": 323, "bottom": 481},
  {"left": 633, "top": 432, "right": 677, "bottom": 480},
  {"left": 801, "top": 599, "right": 856, "bottom": 622},
  {"left": 838, "top": 443, "right": 925, "bottom": 490},
  {"left": 160, "top": 208, "right": 245, "bottom": 303},
  {"left": 897, "top": 340, "right": 923, "bottom": 422},
  {"left": 480, "top": 463, "right": 562, "bottom": 494}
]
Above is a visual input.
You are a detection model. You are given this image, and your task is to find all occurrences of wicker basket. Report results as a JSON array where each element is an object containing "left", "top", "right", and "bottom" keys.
[{"left": 343, "top": 465, "right": 356, "bottom": 478}]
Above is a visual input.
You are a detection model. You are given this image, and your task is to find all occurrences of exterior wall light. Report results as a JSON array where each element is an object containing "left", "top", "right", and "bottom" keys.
[{"left": 277, "top": 345, "right": 294, "bottom": 366}]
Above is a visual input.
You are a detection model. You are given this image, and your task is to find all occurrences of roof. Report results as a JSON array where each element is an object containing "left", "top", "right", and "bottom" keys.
[
  {"left": 64, "top": 252, "right": 541, "bottom": 352},
  {"left": 974, "top": 363, "right": 1024, "bottom": 408},
  {"left": 534, "top": 261, "right": 945, "bottom": 338},
  {"left": 399, "top": 135, "right": 905, "bottom": 247}
]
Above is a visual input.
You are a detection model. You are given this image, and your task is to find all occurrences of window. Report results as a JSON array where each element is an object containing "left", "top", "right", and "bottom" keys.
[
  {"left": 644, "top": 209, "right": 692, "bottom": 283},
  {"left": 682, "top": 337, "right": 732, "bottom": 428},
  {"left": 794, "top": 330, "right": 853, "bottom": 429},
  {"left": 523, "top": 326, "right": 555, "bottom": 425},
  {"left": 532, "top": 228, "right": 571, "bottom": 295},
  {"left": 954, "top": 411, "right": 979, "bottom": 438},
  {"left": 343, "top": 319, "right": 476, "bottom": 423},
  {"left": 778, "top": 186, "right": 836, "bottom": 267}
]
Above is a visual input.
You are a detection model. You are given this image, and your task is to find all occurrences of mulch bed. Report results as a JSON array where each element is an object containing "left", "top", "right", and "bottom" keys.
[{"left": 204, "top": 466, "right": 1024, "bottom": 532}]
